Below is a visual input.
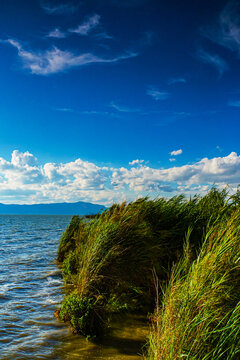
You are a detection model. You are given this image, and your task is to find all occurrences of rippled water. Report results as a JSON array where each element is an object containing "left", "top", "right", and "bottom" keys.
[{"left": 0, "top": 215, "right": 147, "bottom": 359}]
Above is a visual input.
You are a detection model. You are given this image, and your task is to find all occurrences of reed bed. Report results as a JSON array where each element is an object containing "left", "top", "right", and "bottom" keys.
[
  {"left": 56, "top": 187, "right": 239, "bottom": 342},
  {"left": 146, "top": 207, "right": 240, "bottom": 360}
]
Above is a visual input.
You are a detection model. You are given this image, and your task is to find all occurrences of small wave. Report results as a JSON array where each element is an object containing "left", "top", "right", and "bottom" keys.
[
  {"left": 33, "top": 287, "right": 51, "bottom": 298},
  {"left": 0, "top": 284, "right": 10, "bottom": 294},
  {"left": 45, "top": 297, "right": 60, "bottom": 305},
  {"left": 0, "top": 283, "right": 17, "bottom": 295},
  {"left": 39, "top": 270, "right": 61, "bottom": 279},
  {"left": 1, "top": 215, "right": 72, "bottom": 359},
  {"left": 46, "top": 277, "right": 62, "bottom": 285}
]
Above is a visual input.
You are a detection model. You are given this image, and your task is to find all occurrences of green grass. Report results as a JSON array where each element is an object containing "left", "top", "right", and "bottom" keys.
[
  {"left": 146, "top": 206, "right": 240, "bottom": 360},
  {"left": 56, "top": 187, "right": 238, "bottom": 340}
]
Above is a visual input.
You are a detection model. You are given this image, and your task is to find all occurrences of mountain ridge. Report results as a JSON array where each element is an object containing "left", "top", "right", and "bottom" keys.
[{"left": 0, "top": 201, "right": 106, "bottom": 215}]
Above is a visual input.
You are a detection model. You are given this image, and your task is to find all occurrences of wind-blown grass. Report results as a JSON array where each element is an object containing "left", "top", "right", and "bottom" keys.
[
  {"left": 146, "top": 207, "right": 240, "bottom": 360},
  {"left": 56, "top": 187, "right": 236, "bottom": 338}
]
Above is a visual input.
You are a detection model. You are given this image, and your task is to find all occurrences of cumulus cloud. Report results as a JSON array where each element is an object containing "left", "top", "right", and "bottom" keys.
[
  {"left": 0, "top": 150, "right": 43, "bottom": 187},
  {"left": 129, "top": 159, "right": 144, "bottom": 165},
  {"left": 112, "top": 152, "right": 240, "bottom": 193},
  {"left": 11, "top": 150, "right": 37, "bottom": 167},
  {"left": 4, "top": 39, "right": 138, "bottom": 75},
  {"left": 0, "top": 150, "right": 240, "bottom": 205},
  {"left": 170, "top": 149, "right": 182, "bottom": 156},
  {"left": 69, "top": 14, "right": 101, "bottom": 35},
  {"left": 43, "top": 158, "right": 108, "bottom": 190}
]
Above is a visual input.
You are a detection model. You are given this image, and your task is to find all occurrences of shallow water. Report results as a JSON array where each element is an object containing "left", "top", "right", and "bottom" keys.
[{"left": 0, "top": 215, "right": 147, "bottom": 359}]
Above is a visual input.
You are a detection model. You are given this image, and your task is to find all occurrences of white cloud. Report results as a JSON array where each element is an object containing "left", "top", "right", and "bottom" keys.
[
  {"left": 0, "top": 150, "right": 240, "bottom": 205},
  {"left": 147, "top": 87, "right": 169, "bottom": 101},
  {"left": 5, "top": 39, "right": 138, "bottom": 75},
  {"left": 170, "top": 149, "right": 182, "bottom": 156},
  {"left": 11, "top": 150, "right": 37, "bottom": 167},
  {"left": 47, "top": 28, "right": 66, "bottom": 38},
  {"left": 169, "top": 158, "right": 176, "bottom": 162},
  {"left": 197, "top": 48, "right": 228, "bottom": 76},
  {"left": 69, "top": 14, "right": 101, "bottom": 35},
  {"left": 0, "top": 150, "right": 43, "bottom": 187},
  {"left": 112, "top": 152, "right": 240, "bottom": 193},
  {"left": 43, "top": 158, "right": 108, "bottom": 190},
  {"left": 47, "top": 14, "right": 106, "bottom": 39},
  {"left": 129, "top": 159, "right": 144, "bottom": 165}
]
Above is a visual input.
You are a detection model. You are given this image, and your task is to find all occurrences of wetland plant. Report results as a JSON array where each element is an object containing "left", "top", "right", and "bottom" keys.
[{"left": 56, "top": 187, "right": 235, "bottom": 339}]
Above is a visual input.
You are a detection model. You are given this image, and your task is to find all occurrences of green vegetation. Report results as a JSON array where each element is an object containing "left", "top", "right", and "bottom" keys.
[
  {"left": 58, "top": 293, "right": 96, "bottom": 335},
  {"left": 146, "top": 205, "right": 240, "bottom": 360},
  {"left": 56, "top": 187, "right": 240, "bottom": 358}
]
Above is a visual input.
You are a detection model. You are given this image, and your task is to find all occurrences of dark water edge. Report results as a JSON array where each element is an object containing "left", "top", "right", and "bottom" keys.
[{"left": 0, "top": 215, "right": 147, "bottom": 359}]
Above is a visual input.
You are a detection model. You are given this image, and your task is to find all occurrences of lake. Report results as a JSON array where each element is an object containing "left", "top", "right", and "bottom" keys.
[{"left": 0, "top": 215, "right": 147, "bottom": 359}]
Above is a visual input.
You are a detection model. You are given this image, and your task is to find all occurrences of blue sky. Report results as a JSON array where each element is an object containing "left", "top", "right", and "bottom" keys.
[{"left": 0, "top": 0, "right": 240, "bottom": 205}]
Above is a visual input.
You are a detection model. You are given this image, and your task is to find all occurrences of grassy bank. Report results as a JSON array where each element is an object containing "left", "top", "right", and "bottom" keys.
[
  {"left": 146, "top": 204, "right": 240, "bottom": 360},
  {"left": 56, "top": 187, "right": 240, "bottom": 341}
]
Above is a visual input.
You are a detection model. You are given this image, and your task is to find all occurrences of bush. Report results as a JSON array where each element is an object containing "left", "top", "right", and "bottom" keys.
[{"left": 58, "top": 293, "right": 102, "bottom": 336}]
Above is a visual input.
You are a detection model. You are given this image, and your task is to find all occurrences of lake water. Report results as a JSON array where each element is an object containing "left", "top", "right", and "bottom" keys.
[{"left": 0, "top": 215, "right": 147, "bottom": 359}]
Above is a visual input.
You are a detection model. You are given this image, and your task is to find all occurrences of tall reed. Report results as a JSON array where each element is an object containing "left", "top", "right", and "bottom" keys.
[
  {"left": 146, "top": 208, "right": 240, "bottom": 360},
  {"left": 56, "top": 187, "right": 237, "bottom": 337}
]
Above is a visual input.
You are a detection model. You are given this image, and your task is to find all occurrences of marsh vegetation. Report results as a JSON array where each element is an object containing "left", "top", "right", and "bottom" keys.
[{"left": 56, "top": 187, "right": 240, "bottom": 359}]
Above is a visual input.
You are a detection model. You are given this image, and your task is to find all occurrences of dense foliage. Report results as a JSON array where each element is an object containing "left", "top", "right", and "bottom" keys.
[
  {"left": 146, "top": 206, "right": 240, "bottom": 360},
  {"left": 56, "top": 187, "right": 239, "bottom": 342}
]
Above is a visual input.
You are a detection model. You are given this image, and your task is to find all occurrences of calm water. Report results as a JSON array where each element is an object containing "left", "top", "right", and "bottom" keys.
[{"left": 0, "top": 215, "right": 147, "bottom": 359}]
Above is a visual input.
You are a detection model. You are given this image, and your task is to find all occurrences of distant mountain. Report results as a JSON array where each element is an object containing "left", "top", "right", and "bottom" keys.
[{"left": 0, "top": 201, "right": 106, "bottom": 215}]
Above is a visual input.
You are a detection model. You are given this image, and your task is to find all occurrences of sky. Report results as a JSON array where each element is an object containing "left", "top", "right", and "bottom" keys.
[{"left": 0, "top": 0, "right": 240, "bottom": 205}]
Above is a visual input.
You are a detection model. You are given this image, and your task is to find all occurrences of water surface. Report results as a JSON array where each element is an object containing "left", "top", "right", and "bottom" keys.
[{"left": 0, "top": 215, "right": 147, "bottom": 359}]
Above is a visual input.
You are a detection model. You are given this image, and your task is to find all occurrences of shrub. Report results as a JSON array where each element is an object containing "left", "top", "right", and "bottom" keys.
[{"left": 58, "top": 293, "right": 102, "bottom": 336}]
